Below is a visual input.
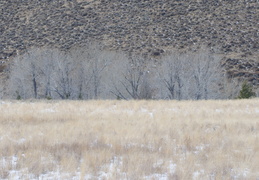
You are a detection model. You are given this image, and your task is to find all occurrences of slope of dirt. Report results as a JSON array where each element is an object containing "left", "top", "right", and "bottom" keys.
[{"left": 0, "top": 0, "right": 259, "bottom": 82}]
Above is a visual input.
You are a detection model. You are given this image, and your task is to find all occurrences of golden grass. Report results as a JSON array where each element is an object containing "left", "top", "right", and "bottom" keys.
[{"left": 0, "top": 99, "right": 259, "bottom": 179}]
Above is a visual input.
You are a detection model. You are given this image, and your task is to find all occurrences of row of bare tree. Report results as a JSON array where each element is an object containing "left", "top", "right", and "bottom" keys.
[{"left": 4, "top": 44, "right": 240, "bottom": 100}]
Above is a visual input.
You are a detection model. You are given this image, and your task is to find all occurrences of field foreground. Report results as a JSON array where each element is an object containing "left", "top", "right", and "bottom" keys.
[{"left": 0, "top": 100, "right": 259, "bottom": 179}]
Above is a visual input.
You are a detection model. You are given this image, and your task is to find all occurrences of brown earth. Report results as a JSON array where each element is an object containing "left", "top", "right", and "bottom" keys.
[{"left": 0, "top": 0, "right": 259, "bottom": 82}]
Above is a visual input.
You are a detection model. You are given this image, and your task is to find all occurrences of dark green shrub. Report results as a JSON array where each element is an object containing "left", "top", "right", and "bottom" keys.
[
  {"left": 78, "top": 93, "right": 83, "bottom": 100},
  {"left": 16, "top": 91, "right": 21, "bottom": 100},
  {"left": 238, "top": 81, "right": 256, "bottom": 99},
  {"left": 46, "top": 96, "right": 52, "bottom": 100}
]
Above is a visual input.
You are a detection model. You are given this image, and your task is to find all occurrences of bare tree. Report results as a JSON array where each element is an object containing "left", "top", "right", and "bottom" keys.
[
  {"left": 159, "top": 48, "right": 224, "bottom": 100},
  {"left": 0, "top": 77, "right": 4, "bottom": 99},
  {"left": 8, "top": 48, "right": 71, "bottom": 99},
  {"left": 67, "top": 47, "right": 93, "bottom": 99},
  {"left": 8, "top": 49, "right": 42, "bottom": 99},
  {"left": 25, "top": 49, "right": 55, "bottom": 99},
  {"left": 160, "top": 53, "right": 189, "bottom": 100},
  {"left": 75, "top": 61, "right": 89, "bottom": 99},
  {"left": 39, "top": 49, "right": 56, "bottom": 99},
  {"left": 88, "top": 47, "right": 109, "bottom": 99},
  {"left": 7, "top": 42, "right": 114, "bottom": 100},
  {"left": 190, "top": 49, "right": 222, "bottom": 100},
  {"left": 51, "top": 55, "right": 75, "bottom": 99},
  {"left": 111, "top": 55, "right": 153, "bottom": 100},
  {"left": 69, "top": 43, "right": 111, "bottom": 99},
  {"left": 121, "top": 61, "right": 144, "bottom": 99}
]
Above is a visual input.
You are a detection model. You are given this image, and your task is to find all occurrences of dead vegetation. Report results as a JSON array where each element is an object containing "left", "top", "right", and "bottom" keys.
[{"left": 0, "top": 100, "right": 259, "bottom": 179}]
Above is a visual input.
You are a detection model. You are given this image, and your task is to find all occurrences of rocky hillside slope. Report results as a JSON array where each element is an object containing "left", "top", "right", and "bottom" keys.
[{"left": 0, "top": 0, "right": 259, "bottom": 82}]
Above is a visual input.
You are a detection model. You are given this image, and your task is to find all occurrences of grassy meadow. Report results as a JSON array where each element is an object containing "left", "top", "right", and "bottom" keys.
[{"left": 0, "top": 99, "right": 259, "bottom": 179}]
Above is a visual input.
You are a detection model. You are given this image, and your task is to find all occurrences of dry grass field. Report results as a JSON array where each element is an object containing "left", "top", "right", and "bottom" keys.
[{"left": 0, "top": 100, "right": 259, "bottom": 179}]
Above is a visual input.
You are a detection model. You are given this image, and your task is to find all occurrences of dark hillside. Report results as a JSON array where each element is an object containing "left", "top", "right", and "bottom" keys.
[{"left": 0, "top": 0, "right": 259, "bottom": 81}]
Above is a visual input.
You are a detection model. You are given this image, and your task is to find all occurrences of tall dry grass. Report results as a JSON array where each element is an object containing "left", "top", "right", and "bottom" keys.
[{"left": 0, "top": 99, "right": 259, "bottom": 179}]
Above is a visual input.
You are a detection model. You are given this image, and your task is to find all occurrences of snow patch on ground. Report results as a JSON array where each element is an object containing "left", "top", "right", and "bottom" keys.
[
  {"left": 215, "top": 109, "right": 223, "bottom": 113},
  {"left": 0, "top": 156, "right": 179, "bottom": 180},
  {"left": 144, "top": 173, "right": 168, "bottom": 180},
  {"left": 40, "top": 108, "right": 56, "bottom": 113},
  {"left": 0, "top": 153, "right": 254, "bottom": 179},
  {"left": 231, "top": 168, "right": 250, "bottom": 179},
  {"left": 193, "top": 169, "right": 205, "bottom": 179},
  {"left": 0, "top": 135, "right": 27, "bottom": 144},
  {"left": 194, "top": 144, "right": 210, "bottom": 154}
]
